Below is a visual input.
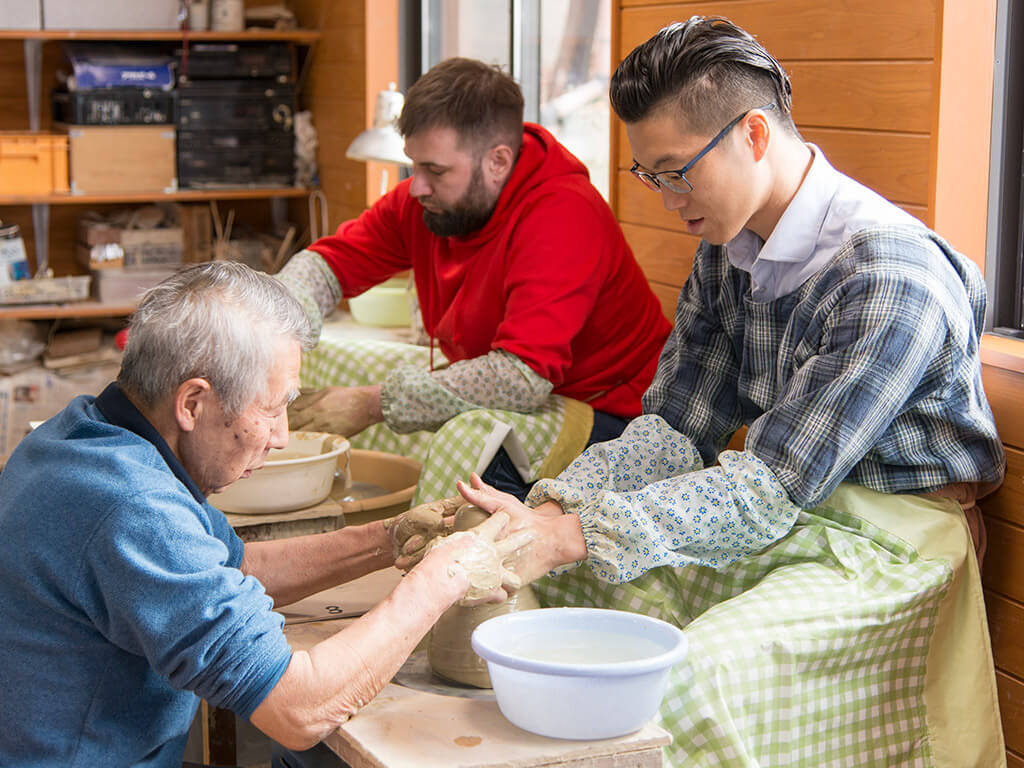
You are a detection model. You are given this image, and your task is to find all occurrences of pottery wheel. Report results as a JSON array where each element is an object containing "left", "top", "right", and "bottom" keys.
[{"left": 393, "top": 650, "right": 495, "bottom": 701}]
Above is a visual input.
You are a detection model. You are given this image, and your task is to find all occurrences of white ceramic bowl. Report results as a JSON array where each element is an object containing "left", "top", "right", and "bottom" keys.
[
  {"left": 471, "top": 607, "right": 686, "bottom": 740},
  {"left": 209, "top": 431, "right": 350, "bottom": 514}
]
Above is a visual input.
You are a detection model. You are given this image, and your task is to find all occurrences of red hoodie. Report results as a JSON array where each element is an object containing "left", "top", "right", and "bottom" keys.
[{"left": 309, "top": 123, "right": 671, "bottom": 418}]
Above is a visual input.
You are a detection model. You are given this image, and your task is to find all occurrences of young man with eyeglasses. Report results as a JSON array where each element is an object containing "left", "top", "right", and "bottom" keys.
[{"left": 458, "top": 16, "right": 1006, "bottom": 766}]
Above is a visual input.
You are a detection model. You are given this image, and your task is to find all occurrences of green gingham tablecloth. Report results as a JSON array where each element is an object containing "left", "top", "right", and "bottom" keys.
[
  {"left": 532, "top": 482, "right": 1004, "bottom": 767},
  {"left": 300, "top": 336, "right": 574, "bottom": 505}
]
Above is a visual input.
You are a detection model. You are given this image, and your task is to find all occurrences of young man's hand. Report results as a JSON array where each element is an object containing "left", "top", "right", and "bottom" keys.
[
  {"left": 420, "top": 511, "right": 534, "bottom": 603},
  {"left": 456, "top": 474, "right": 587, "bottom": 588}
]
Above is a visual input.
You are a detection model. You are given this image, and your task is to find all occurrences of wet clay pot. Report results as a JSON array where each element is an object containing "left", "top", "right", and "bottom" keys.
[{"left": 428, "top": 504, "right": 539, "bottom": 688}]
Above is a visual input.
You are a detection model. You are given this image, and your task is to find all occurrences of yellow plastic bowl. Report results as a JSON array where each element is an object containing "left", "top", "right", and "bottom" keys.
[{"left": 348, "top": 278, "right": 412, "bottom": 327}]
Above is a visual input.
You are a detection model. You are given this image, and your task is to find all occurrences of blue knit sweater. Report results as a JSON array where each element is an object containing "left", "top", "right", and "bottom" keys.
[{"left": 0, "top": 384, "right": 292, "bottom": 767}]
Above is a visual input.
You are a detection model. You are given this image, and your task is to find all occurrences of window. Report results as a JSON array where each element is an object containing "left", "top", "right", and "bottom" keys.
[
  {"left": 418, "top": 0, "right": 611, "bottom": 199},
  {"left": 988, "top": 0, "right": 1024, "bottom": 335}
]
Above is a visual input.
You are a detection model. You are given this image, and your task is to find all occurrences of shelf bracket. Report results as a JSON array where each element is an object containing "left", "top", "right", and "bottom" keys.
[
  {"left": 24, "top": 39, "right": 40, "bottom": 131},
  {"left": 23, "top": 39, "right": 50, "bottom": 275}
]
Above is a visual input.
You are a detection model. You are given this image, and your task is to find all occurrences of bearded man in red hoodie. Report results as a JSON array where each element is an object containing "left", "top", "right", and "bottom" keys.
[{"left": 280, "top": 57, "right": 671, "bottom": 499}]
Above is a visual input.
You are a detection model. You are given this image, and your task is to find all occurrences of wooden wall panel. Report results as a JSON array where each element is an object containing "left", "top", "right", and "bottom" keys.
[
  {"left": 983, "top": 365, "right": 1024, "bottom": 452},
  {"left": 988, "top": 591, "right": 1024, "bottom": 679},
  {"left": 999, "top": 671, "right": 1024, "bottom": 756},
  {"left": 983, "top": 445, "right": 1024, "bottom": 529},
  {"left": 984, "top": 517, "right": 1024, "bottom": 606},
  {"left": 621, "top": 222, "right": 698, "bottom": 286},
  {"left": 650, "top": 280, "right": 681, "bottom": 321},
  {"left": 800, "top": 128, "right": 930, "bottom": 206},
  {"left": 787, "top": 62, "right": 934, "bottom": 134},
  {"left": 620, "top": 0, "right": 936, "bottom": 60}
]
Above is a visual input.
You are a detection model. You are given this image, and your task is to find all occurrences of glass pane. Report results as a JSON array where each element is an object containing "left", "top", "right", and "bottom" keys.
[
  {"left": 434, "top": 0, "right": 511, "bottom": 71},
  {"left": 538, "top": 0, "right": 611, "bottom": 200}
]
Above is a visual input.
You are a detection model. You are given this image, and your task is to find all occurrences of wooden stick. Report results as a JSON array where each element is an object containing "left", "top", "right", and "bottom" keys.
[
  {"left": 272, "top": 225, "right": 297, "bottom": 273},
  {"left": 223, "top": 209, "right": 235, "bottom": 244},
  {"left": 210, "top": 200, "right": 223, "bottom": 244}
]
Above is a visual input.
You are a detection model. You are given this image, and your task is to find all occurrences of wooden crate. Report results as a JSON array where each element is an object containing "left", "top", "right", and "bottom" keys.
[{"left": 60, "top": 124, "right": 176, "bottom": 196}]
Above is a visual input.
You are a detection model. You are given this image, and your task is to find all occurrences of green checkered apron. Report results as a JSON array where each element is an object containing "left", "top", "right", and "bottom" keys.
[
  {"left": 533, "top": 483, "right": 1004, "bottom": 767},
  {"left": 301, "top": 336, "right": 575, "bottom": 505}
]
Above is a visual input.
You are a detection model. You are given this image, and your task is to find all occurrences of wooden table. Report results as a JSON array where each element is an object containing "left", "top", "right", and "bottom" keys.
[{"left": 283, "top": 571, "right": 670, "bottom": 768}]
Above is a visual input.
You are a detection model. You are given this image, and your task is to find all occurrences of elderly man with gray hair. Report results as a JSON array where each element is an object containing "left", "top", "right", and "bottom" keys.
[{"left": 0, "top": 262, "right": 525, "bottom": 768}]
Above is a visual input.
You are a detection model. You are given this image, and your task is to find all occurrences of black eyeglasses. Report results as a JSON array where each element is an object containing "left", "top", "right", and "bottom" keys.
[{"left": 630, "top": 103, "right": 777, "bottom": 194}]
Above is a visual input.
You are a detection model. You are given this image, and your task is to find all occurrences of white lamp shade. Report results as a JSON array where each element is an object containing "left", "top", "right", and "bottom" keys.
[
  {"left": 346, "top": 127, "right": 411, "bottom": 165},
  {"left": 346, "top": 83, "right": 412, "bottom": 166}
]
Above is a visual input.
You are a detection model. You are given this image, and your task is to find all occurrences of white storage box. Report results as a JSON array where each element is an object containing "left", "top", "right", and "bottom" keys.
[
  {"left": 0, "top": 275, "right": 90, "bottom": 306},
  {"left": 1, "top": 1, "right": 42, "bottom": 29},
  {"left": 92, "top": 266, "right": 177, "bottom": 304},
  {"left": 43, "top": 0, "right": 180, "bottom": 29}
]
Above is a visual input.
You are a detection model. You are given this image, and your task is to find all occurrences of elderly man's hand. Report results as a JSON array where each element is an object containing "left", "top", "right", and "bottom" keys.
[
  {"left": 384, "top": 495, "right": 462, "bottom": 570},
  {"left": 287, "top": 385, "right": 383, "bottom": 437},
  {"left": 420, "top": 511, "right": 535, "bottom": 604}
]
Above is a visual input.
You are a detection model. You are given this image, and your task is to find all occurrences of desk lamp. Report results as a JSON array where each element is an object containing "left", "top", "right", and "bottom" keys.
[{"left": 346, "top": 82, "right": 412, "bottom": 197}]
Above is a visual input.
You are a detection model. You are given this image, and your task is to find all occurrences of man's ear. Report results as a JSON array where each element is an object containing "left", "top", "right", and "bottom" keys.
[
  {"left": 485, "top": 143, "right": 516, "bottom": 186},
  {"left": 174, "top": 377, "right": 214, "bottom": 433},
  {"left": 745, "top": 109, "right": 771, "bottom": 162}
]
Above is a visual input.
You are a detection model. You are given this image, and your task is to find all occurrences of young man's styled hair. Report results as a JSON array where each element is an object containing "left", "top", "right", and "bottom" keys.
[
  {"left": 610, "top": 16, "right": 798, "bottom": 136},
  {"left": 397, "top": 57, "right": 525, "bottom": 156}
]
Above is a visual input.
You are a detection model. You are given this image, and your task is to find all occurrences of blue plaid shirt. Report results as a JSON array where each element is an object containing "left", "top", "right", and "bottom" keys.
[
  {"left": 646, "top": 225, "right": 1004, "bottom": 507},
  {"left": 530, "top": 224, "right": 1005, "bottom": 582}
]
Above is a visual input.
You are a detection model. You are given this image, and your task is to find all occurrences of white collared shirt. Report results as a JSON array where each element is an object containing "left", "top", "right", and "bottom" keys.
[{"left": 726, "top": 145, "right": 928, "bottom": 302}]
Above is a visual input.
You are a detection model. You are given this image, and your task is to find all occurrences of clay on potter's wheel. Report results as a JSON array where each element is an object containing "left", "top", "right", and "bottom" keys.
[{"left": 428, "top": 503, "right": 539, "bottom": 688}]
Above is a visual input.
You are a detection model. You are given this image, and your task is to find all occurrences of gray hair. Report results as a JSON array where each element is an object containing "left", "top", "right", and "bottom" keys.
[{"left": 118, "top": 261, "right": 316, "bottom": 419}]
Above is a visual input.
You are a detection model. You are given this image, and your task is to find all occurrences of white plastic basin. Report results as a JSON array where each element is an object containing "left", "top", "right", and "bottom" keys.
[
  {"left": 209, "top": 431, "right": 350, "bottom": 514},
  {"left": 471, "top": 607, "right": 686, "bottom": 740}
]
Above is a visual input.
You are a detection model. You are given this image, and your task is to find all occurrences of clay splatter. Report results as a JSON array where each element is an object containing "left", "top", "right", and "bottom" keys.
[{"left": 453, "top": 736, "right": 482, "bottom": 747}]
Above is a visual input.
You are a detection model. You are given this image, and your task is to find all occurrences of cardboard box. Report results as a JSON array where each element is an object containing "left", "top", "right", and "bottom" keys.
[
  {"left": 0, "top": 362, "right": 118, "bottom": 467},
  {"left": 1, "top": 1, "right": 42, "bottom": 29},
  {"left": 62, "top": 125, "right": 176, "bottom": 195},
  {"left": 77, "top": 219, "right": 183, "bottom": 270},
  {"left": 43, "top": 0, "right": 179, "bottom": 29}
]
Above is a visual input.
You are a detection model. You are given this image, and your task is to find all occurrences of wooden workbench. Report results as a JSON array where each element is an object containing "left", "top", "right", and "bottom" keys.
[{"left": 283, "top": 570, "right": 670, "bottom": 768}]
